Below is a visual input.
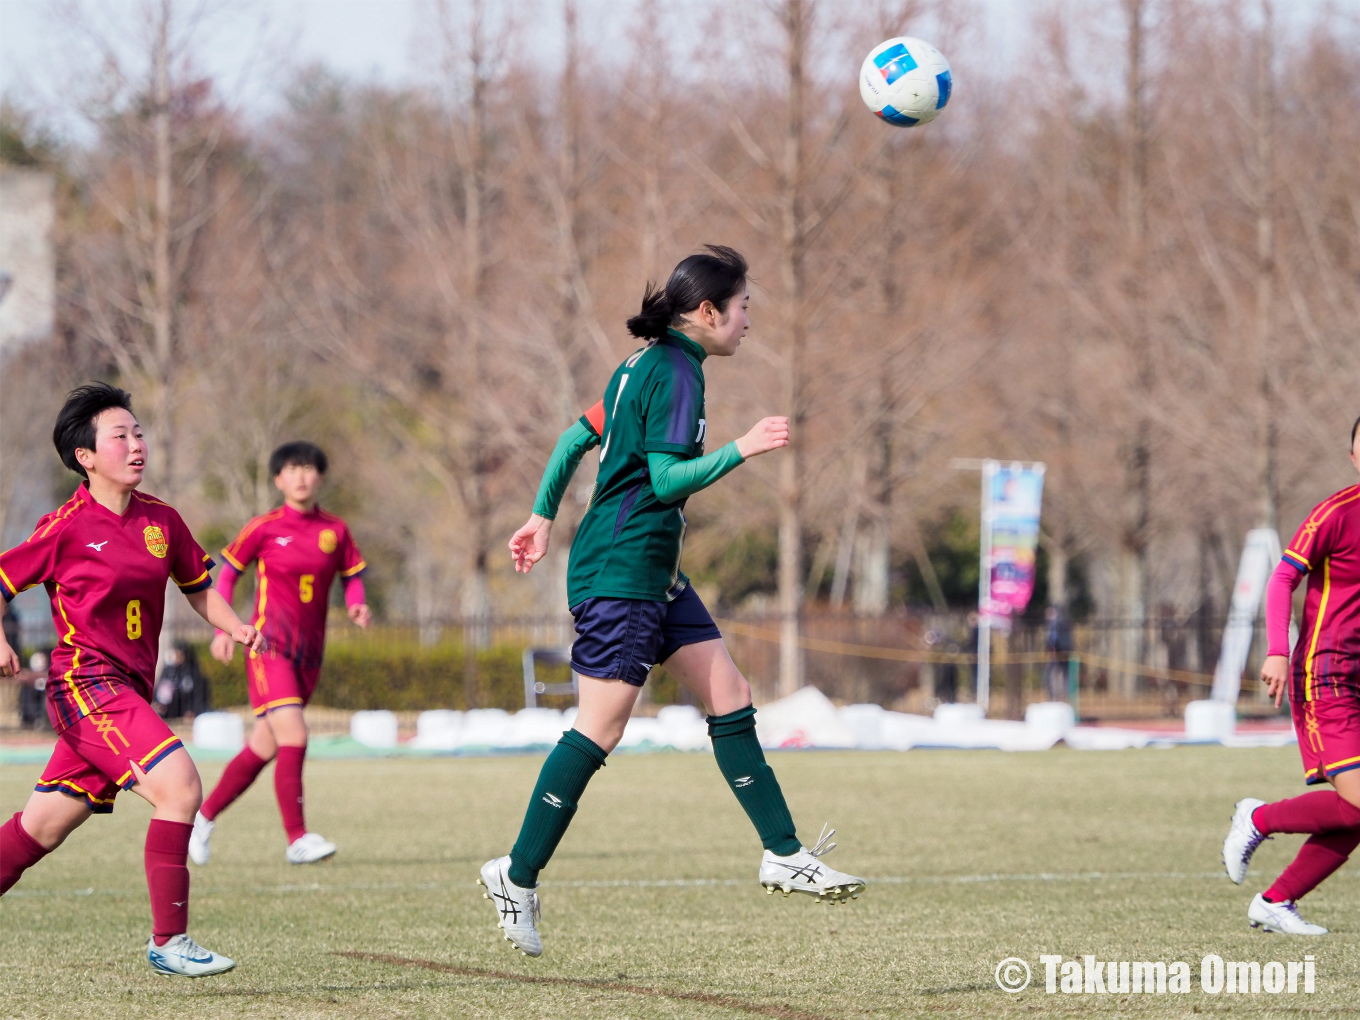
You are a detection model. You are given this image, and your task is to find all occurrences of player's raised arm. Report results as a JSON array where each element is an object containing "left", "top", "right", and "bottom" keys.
[{"left": 510, "top": 401, "right": 604, "bottom": 574}]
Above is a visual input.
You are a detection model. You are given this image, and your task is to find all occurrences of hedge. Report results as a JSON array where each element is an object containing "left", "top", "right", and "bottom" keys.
[{"left": 193, "top": 643, "right": 684, "bottom": 712}]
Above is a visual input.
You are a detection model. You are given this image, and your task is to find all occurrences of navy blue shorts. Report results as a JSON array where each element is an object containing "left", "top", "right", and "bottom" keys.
[{"left": 569, "top": 585, "right": 723, "bottom": 686}]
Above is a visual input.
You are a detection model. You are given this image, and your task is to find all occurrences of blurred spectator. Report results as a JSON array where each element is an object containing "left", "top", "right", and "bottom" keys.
[
  {"left": 154, "top": 642, "right": 212, "bottom": 721},
  {"left": 1045, "top": 605, "right": 1074, "bottom": 702},
  {"left": 1, "top": 602, "right": 17, "bottom": 655},
  {"left": 19, "top": 650, "right": 51, "bottom": 730},
  {"left": 937, "top": 641, "right": 959, "bottom": 704}
]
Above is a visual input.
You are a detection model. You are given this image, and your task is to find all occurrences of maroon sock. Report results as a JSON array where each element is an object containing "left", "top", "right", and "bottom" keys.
[
  {"left": 274, "top": 745, "right": 307, "bottom": 844},
  {"left": 200, "top": 746, "right": 269, "bottom": 821},
  {"left": 145, "top": 819, "right": 192, "bottom": 943},
  {"left": 1, "top": 812, "right": 51, "bottom": 895},
  {"left": 1253, "top": 791, "right": 1360, "bottom": 835},
  {"left": 1264, "top": 828, "right": 1360, "bottom": 903}
]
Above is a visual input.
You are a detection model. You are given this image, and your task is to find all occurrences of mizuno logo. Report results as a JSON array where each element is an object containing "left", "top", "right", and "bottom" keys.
[
  {"left": 734, "top": 776, "right": 754, "bottom": 788},
  {"left": 275, "top": 537, "right": 293, "bottom": 546},
  {"left": 542, "top": 792, "right": 563, "bottom": 808},
  {"left": 87, "top": 541, "right": 108, "bottom": 552},
  {"left": 172, "top": 901, "right": 186, "bottom": 907}
]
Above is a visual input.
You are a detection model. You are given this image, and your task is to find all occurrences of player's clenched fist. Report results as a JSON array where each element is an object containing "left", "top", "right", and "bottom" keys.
[
  {"left": 232, "top": 624, "right": 264, "bottom": 654},
  {"left": 735, "top": 416, "right": 790, "bottom": 460}
]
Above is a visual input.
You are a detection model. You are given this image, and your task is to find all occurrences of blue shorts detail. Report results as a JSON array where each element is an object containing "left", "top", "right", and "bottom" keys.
[{"left": 569, "top": 585, "right": 723, "bottom": 686}]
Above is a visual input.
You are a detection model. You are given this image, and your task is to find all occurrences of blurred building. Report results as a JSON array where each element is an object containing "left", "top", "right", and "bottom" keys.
[{"left": 0, "top": 167, "right": 55, "bottom": 353}]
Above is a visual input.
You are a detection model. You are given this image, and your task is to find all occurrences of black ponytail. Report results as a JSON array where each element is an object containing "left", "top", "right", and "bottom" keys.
[
  {"left": 626, "top": 244, "right": 748, "bottom": 339},
  {"left": 625, "top": 282, "right": 675, "bottom": 339}
]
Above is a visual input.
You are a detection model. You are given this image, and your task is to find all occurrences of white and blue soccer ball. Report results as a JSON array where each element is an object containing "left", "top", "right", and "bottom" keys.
[{"left": 858, "top": 37, "right": 952, "bottom": 127}]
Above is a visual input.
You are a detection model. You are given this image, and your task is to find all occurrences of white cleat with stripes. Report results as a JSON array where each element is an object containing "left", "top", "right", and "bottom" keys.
[
  {"left": 759, "top": 825, "right": 866, "bottom": 904},
  {"left": 1222, "top": 798, "right": 1268, "bottom": 885},
  {"left": 478, "top": 856, "right": 543, "bottom": 957},
  {"left": 1248, "top": 893, "right": 1328, "bottom": 935},
  {"left": 146, "top": 934, "right": 236, "bottom": 976},
  {"left": 286, "top": 832, "right": 337, "bottom": 864}
]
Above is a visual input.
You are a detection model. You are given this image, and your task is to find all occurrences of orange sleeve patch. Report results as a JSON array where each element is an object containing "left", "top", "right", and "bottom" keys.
[{"left": 583, "top": 400, "right": 606, "bottom": 436}]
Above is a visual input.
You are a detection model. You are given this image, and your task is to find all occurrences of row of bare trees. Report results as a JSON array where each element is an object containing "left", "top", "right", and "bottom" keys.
[{"left": 2, "top": 0, "right": 1356, "bottom": 696}]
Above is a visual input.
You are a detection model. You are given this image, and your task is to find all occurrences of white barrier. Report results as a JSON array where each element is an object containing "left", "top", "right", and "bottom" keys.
[
  {"left": 1025, "top": 701, "right": 1076, "bottom": 736},
  {"left": 933, "top": 702, "right": 985, "bottom": 725},
  {"left": 1184, "top": 699, "right": 1236, "bottom": 742},
  {"left": 192, "top": 711, "right": 244, "bottom": 752},
  {"left": 413, "top": 710, "right": 463, "bottom": 750},
  {"left": 755, "top": 686, "right": 857, "bottom": 749},
  {"left": 326, "top": 687, "right": 1286, "bottom": 757},
  {"left": 351, "top": 710, "right": 399, "bottom": 748}
]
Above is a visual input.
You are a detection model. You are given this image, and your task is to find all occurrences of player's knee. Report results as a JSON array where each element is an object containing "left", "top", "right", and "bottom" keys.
[{"left": 21, "top": 801, "right": 87, "bottom": 850}]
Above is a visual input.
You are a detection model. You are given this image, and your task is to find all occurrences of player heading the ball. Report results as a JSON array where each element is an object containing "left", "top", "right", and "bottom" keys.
[
  {"left": 191, "top": 441, "right": 369, "bottom": 868},
  {"left": 0, "top": 383, "right": 262, "bottom": 977},
  {"left": 488, "top": 245, "right": 865, "bottom": 958},
  {"left": 1223, "top": 414, "right": 1360, "bottom": 935}
]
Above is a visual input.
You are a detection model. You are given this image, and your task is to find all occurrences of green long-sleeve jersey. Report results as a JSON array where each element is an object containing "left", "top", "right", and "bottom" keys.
[{"left": 532, "top": 328, "right": 745, "bottom": 606}]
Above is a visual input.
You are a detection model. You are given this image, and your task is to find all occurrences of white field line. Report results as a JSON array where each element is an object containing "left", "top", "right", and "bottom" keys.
[{"left": 8, "top": 868, "right": 1338, "bottom": 899}]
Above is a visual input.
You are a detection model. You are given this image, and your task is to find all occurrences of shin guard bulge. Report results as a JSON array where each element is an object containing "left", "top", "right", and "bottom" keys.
[
  {"left": 274, "top": 745, "right": 308, "bottom": 843},
  {"left": 708, "top": 706, "right": 801, "bottom": 856},
  {"left": 200, "top": 746, "right": 269, "bottom": 821},
  {"left": 1, "top": 812, "right": 51, "bottom": 895},
  {"left": 1265, "top": 828, "right": 1360, "bottom": 903},
  {"left": 1253, "top": 791, "right": 1360, "bottom": 835},
  {"left": 508, "top": 729, "right": 608, "bottom": 888},
  {"left": 145, "top": 819, "right": 192, "bottom": 942}
]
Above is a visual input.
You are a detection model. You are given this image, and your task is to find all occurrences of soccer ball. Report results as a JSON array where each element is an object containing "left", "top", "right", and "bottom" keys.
[{"left": 858, "top": 37, "right": 952, "bottom": 127}]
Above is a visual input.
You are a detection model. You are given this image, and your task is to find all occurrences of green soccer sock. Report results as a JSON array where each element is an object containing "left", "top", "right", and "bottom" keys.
[
  {"left": 508, "top": 729, "right": 608, "bottom": 888},
  {"left": 708, "top": 706, "right": 801, "bottom": 856}
]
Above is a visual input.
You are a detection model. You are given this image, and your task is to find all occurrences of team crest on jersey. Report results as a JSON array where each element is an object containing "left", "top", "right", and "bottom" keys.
[
  {"left": 318, "top": 528, "right": 338, "bottom": 554},
  {"left": 143, "top": 525, "right": 169, "bottom": 559}
]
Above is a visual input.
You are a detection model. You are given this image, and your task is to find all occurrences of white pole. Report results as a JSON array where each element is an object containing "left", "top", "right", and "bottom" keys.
[{"left": 976, "top": 460, "right": 996, "bottom": 715}]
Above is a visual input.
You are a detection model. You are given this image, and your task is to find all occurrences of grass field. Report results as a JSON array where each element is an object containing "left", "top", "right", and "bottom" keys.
[{"left": 2, "top": 745, "right": 1358, "bottom": 1019}]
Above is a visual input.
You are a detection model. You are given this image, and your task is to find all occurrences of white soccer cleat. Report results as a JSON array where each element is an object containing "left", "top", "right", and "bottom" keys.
[
  {"left": 188, "top": 811, "right": 214, "bottom": 867},
  {"left": 1223, "top": 798, "right": 1268, "bottom": 885},
  {"left": 286, "top": 832, "right": 337, "bottom": 864},
  {"left": 759, "top": 825, "right": 866, "bottom": 904},
  {"left": 1248, "top": 893, "right": 1328, "bottom": 935},
  {"left": 146, "top": 934, "right": 236, "bottom": 976},
  {"left": 478, "top": 856, "right": 543, "bottom": 957}
]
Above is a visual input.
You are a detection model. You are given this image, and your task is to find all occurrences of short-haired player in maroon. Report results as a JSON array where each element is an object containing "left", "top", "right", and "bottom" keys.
[
  {"left": 0, "top": 383, "right": 263, "bottom": 976},
  {"left": 191, "top": 441, "right": 369, "bottom": 866},
  {"left": 1222, "top": 415, "right": 1360, "bottom": 935}
]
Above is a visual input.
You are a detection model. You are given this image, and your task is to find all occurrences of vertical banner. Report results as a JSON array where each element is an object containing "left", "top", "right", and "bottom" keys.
[
  {"left": 976, "top": 461, "right": 1045, "bottom": 713},
  {"left": 981, "top": 462, "right": 1046, "bottom": 627},
  {"left": 1211, "top": 528, "right": 1282, "bottom": 704}
]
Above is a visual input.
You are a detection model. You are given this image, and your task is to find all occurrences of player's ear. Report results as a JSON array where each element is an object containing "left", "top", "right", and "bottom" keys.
[{"left": 74, "top": 447, "right": 96, "bottom": 472}]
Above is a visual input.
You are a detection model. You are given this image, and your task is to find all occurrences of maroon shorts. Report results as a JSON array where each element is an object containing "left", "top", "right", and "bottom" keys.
[
  {"left": 36, "top": 689, "right": 184, "bottom": 813},
  {"left": 247, "top": 649, "right": 321, "bottom": 717},
  {"left": 1294, "top": 689, "right": 1360, "bottom": 785}
]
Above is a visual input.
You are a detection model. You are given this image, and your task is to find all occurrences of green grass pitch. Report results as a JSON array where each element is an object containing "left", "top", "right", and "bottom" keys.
[{"left": 3, "top": 746, "right": 1358, "bottom": 1018}]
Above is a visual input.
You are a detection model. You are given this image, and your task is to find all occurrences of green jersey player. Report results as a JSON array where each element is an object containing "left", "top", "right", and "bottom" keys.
[{"left": 484, "top": 246, "right": 865, "bottom": 957}]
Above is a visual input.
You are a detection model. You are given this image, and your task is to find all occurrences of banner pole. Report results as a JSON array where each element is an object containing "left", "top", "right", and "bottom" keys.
[{"left": 977, "top": 460, "right": 995, "bottom": 714}]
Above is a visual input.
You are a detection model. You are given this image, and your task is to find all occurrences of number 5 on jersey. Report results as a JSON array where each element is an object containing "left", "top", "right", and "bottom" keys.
[{"left": 300, "top": 574, "right": 315, "bottom": 603}]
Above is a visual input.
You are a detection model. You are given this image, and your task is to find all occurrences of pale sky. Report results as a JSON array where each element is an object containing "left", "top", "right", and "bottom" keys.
[
  {"left": 0, "top": 0, "right": 1352, "bottom": 139},
  {"left": 0, "top": 0, "right": 1033, "bottom": 131}
]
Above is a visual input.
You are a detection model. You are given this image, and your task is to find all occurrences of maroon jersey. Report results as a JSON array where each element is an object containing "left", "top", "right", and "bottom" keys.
[
  {"left": 0, "top": 485, "right": 213, "bottom": 732},
  {"left": 219, "top": 505, "right": 366, "bottom": 668},
  {"left": 1283, "top": 484, "right": 1360, "bottom": 700}
]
